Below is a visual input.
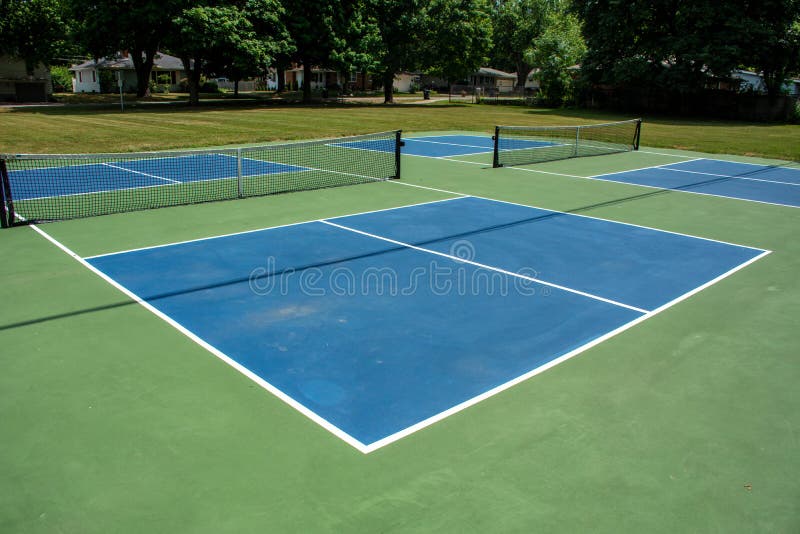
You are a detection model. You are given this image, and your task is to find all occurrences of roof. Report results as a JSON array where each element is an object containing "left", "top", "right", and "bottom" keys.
[
  {"left": 473, "top": 67, "right": 516, "bottom": 79},
  {"left": 70, "top": 52, "right": 184, "bottom": 71}
]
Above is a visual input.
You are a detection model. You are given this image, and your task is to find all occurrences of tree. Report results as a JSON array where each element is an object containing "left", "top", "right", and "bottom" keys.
[
  {"left": 490, "top": 0, "right": 552, "bottom": 87},
  {"left": 425, "top": 0, "right": 493, "bottom": 85},
  {"left": 206, "top": 0, "right": 291, "bottom": 97},
  {"left": 737, "top": 0, "right": 800, "bottom": 99},
  {"left": 358, "top": 0, "right": 427, "bottom": 103},
  {"left": 525, "top": 6, "right": 585, "bottom": 105},
  {"left": 281, "top": 0, "right": 353, "bottom": 103},
  {"left": 0, "top": 0, "right": 68, "bottom": 74},
  {"left": 69, "top": 0, "right": 187, "bottom": 97},
  {"left": 357, "top": 0, "right": 492, "bottom": 104},
  {"left": 573, "top": 0, "right": 799, "bottom": 97},
  {"left": 168, "top": 4, "right": 272, "bottom": 105}
]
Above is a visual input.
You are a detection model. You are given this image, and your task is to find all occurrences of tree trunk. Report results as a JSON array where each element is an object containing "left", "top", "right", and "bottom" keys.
[
  {"left": 182, "top": 57, "right": 202, "bottom": 106},
  {"left": 303, "top": 62, "right": 312, "bottom": 103},
  {"left": 515, "top": 59, "right": 530, "bottom": 89},
  {"left": 234, "top": 80, "right": 239, "bottom": 98},
  {"left": 131, "top": 47, "right": 157, "bottom": 97},
  {"left": 383, "top": 71, "right": 394, "bottom": 103},
  {"left": 277, "top": 67, "right": 285, "bottom": 93}
]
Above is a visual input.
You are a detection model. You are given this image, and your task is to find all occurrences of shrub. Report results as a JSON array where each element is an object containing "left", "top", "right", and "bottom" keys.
[
  {"left": 148, "top": 80, "right": 170, "bottom": 94},
  {"left": 99, "top": 70, "right": 116, "bottom": 93},
  {"left": 50, "top": 65, "right": 72, "bottom": 92},
  {"left": 200, "top": 80, "right": 219, "bottom": 93}
]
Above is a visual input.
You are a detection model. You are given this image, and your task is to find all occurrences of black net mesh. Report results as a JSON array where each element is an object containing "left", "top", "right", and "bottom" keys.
[
  {"left": 0, "top": 131, "right": 400, "bottom": 225},
  {"left": 493, "top": 119, "right": 641, "bottom": 167}
]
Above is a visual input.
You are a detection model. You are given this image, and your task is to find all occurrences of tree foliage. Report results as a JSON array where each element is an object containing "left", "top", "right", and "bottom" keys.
[
  {"left": 574, "top": 0, "right": 800, "bottom": 97},
  {"left": 168, "top": 4, "right": 276, "bottom": 104},
  {"left": 425, "top": 0, "right": 493, "bottom": 84},
  {"left": 281, "top": 0, "right": 354, "bottom": 102},
  {"left": 490, "top": 0, "right": 552, "bottom": 87},
  {"left": 736, "top": 0, "right": 800, "bottom": 98},
  {"left": 353, "top": 0, "right": 492, "bottom": 103},
  {"left": 69, "top": 0, "right": 187, "bottom": 96},
  {"left": 1, "top": 0, "right": 69, "bottom": 74},
  {"left": 205, "top": 0, "right": 291, "bottom": 97},
  {"left": 525, "top": 6, "right": 584, "bottom": 105}
]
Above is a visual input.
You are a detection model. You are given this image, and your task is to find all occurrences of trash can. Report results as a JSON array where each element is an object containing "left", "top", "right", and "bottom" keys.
[{"left": 423, "top": 89, "right": 430, "bottom": 100}]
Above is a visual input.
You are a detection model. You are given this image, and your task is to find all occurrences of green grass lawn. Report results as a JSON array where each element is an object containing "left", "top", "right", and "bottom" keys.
[{"left": 1, "top": 102, "right": 798, "bottom": 160}]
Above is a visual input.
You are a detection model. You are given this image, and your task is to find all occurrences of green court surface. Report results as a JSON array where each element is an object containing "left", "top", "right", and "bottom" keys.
[{"left": 1, "top": 132, "right": 799, "bottom": 533}]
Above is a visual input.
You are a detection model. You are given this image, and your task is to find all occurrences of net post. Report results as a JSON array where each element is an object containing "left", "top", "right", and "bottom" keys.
[
  {"left": 236, "top": 148, "right": 243, "bottom": 197},
  {"left": 393, "top": 130, "right": 402, "bottom": 179},
  {"left": 633, "top": 119, "right": 642, "bottom": 150},
  {"left": 492, "top": 126, "right": 501, "bottom": 168},
  {"left": 0, "top": 158, "right": 14, "bottom": 228}
]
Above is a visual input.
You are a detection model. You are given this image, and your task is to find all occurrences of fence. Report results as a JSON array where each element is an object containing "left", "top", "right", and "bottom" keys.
[{"left": 449, "top": 85, "right": 534, "bottom": 105}]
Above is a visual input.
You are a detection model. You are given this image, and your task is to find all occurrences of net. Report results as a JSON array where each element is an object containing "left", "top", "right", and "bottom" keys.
[
  {"left": 0, "top": 130, "right": 401, "bottom": 226},
  {"left": 492, "top": 119, "right": 642, "bottom": 168}
]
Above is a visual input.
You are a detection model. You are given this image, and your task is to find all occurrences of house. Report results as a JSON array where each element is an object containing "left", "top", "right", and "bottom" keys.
[
  {"left": 524, "top": 65, "right": 581, "bottom": 92},
  {"left": 284, "top": 65, "right": 342, "bottom": 91},
  {"left": 0, "top": 55, "right": 52, "bottom": 102},
  {"left": 468, "top": 67, "right": 517, "bottom": 93},
  {"left": 393, "top": 72, "right": 420, "bottom": 93},
  {"left": 731, "top": 69, "right": 800, "bottom": 97},
  {"left": 70, "top": 52, "right": 184, "bottom": 93}
]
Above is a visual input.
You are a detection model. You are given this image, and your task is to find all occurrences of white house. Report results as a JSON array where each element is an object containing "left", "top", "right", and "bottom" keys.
[
  {"left": 0, "top": 55, "right": 52, "bottom": 102},
  {"left": 393, "top": 72, "right": 420, "bottom": 92},
  {"left": 468, "top": 67, "right": 517, "bottom": 93},
  {"left": 70, "top": 52, "right": 184, "bottom": 93},
  {"left": 732, "top": 69, "right": 800, "bottom": 97}
]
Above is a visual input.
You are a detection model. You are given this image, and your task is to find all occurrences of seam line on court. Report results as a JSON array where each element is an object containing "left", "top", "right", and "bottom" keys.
[{"left": 319, "top": 219, "right": 650, "bottom": 314}]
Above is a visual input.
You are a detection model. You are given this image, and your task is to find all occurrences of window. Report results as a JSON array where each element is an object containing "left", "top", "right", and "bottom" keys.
[
  {"left": 92, "top": 70, "right": 96, "bottom": 82},
  {"left": 78, "top": 71, "right": 82, "bottom": 83}
]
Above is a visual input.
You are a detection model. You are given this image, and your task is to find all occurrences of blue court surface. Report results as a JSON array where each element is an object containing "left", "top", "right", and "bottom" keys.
[
  {"left": 8, "top": 153, "right": 307, "bottom": 200},
  {"left": 591, "top": 158, "right": 800, "bottom": 208},
  {"left": 339, "top": 134, "right": 554, "bottom": 158},
  {"left": 85, "top": 196, "right": 767, "bottom": 451}
]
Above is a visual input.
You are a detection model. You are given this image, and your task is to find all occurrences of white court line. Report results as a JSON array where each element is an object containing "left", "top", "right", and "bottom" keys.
[
  {"left": 658, "top": 166, "right": 800, "bottom": 187},
  {"left": 26, "top": 222, "right": 374, "bottom": 454},
  {"left": 361, "top": 246, "right": 771, "bottom": 453},
  {"left": 580, "top": 172, "right": 800, "bottom": 209},
  {"left": 638, "top": 150, "right": 699, "bottom": 158},
  {"left": 27, "top": 195, "right": 772, "bottom": 454},
  {"left": 321, "top": 219, "right": 648, "bottom": 313},
  {"left": 381, "top": 185, "right": 768, "bottom": 251},
  {"left": 483, "top": 156, "right": 800, "bottom": 209},
  {"left": 101, "top": 162, "right": 181, "bottom": 184},
  {"left": 405, "top": 138, "right": 493, "bottom": 150},
  {"left": 84, "top": 195, "right": 466, "bottom": 259},
  {"left": 403, "top": 151, "right": 492, "bottom": 161},
  {"left": 586, "top": 158, "right": 705, "bottom": 179}
]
